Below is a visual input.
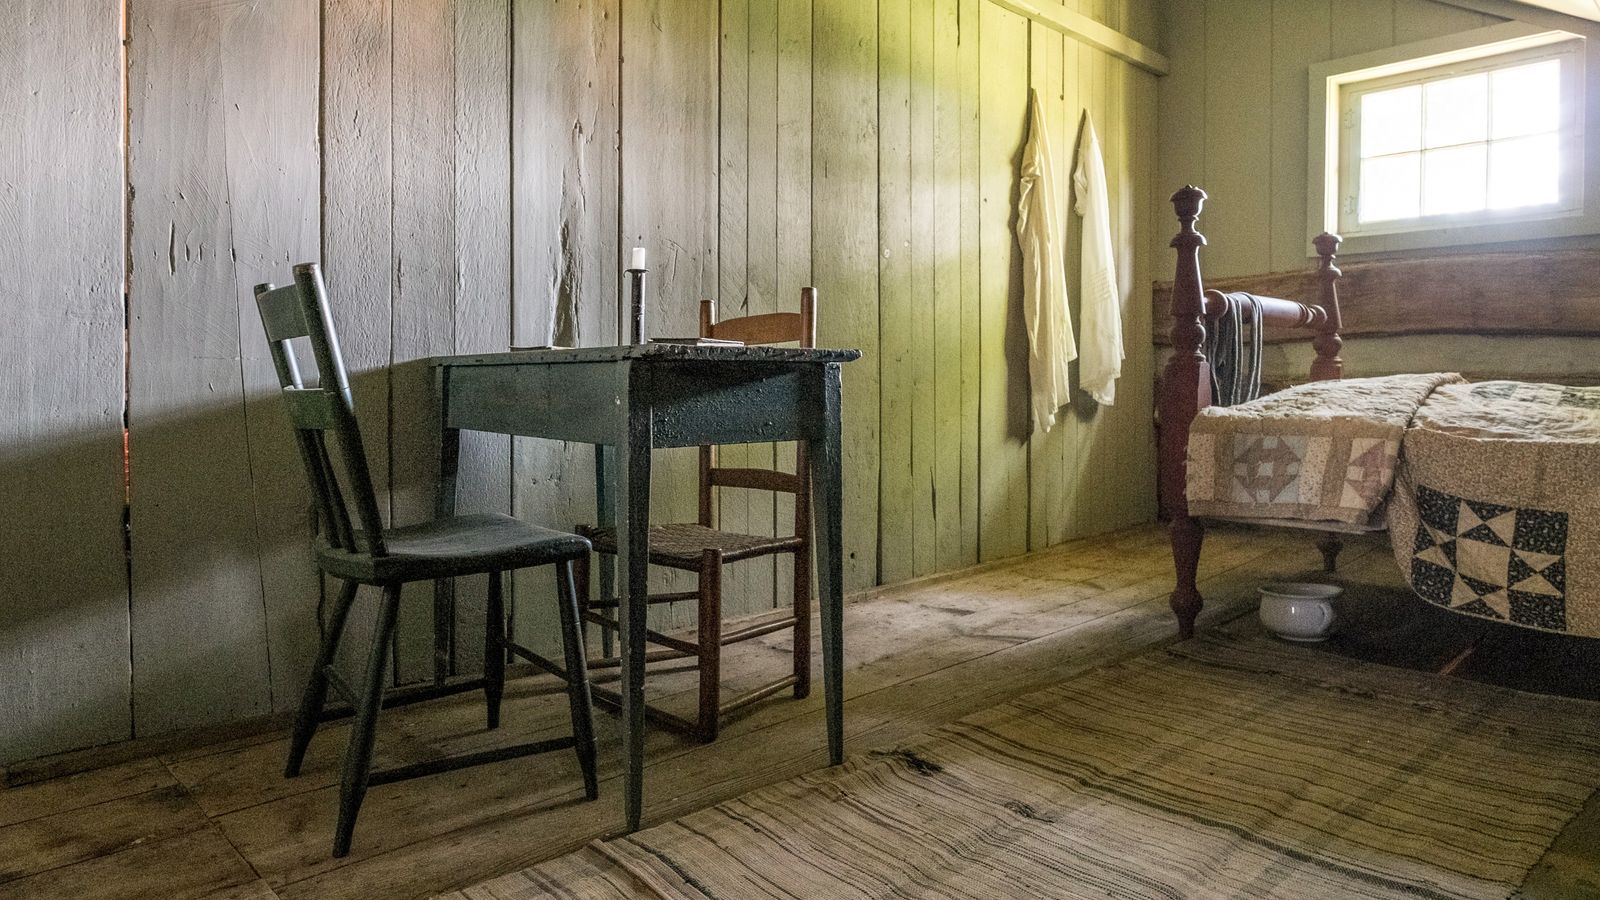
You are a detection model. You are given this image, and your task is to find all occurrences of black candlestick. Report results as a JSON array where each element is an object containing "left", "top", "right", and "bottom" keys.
[{"left": 623, "top": 268, "right": 647, "bottom": 344}]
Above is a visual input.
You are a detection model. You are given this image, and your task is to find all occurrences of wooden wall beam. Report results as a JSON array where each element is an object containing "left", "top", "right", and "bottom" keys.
[
  {"left": 1152, "top": 248, "right": 1600, "bottom": 343},
  {"left": 988, "top": 0, "right": 1171, "bottom": 75}
]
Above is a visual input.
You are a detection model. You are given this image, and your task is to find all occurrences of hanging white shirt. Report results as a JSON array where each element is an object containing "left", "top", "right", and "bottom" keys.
[
  {"left": 1073, "top": 111, "right": 1123, "bottom": 406},
  {"left": 1015, "top": 89, "right": 1076, "bottom": 433}
]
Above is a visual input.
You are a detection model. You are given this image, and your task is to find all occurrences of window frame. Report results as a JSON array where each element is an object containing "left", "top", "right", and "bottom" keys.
[{"left": 1309, "top": 22, "right": 1598, "bottom": 257}]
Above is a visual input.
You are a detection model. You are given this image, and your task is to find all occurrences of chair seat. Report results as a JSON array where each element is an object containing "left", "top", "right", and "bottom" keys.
[
  {"left": 318, "top": 513, "right": 590, "bottom": 583},
  {"left": 586, "top": 522, "right": 803, "bottom": 567}
]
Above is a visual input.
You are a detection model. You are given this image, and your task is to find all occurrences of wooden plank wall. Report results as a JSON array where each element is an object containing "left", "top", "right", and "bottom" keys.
[
  {"left": 0, "top": 0, "right": 131, "bottom": 763},
  {"left": 1153, "top": 0, "right": 1504, "bottom": 279},
  {"left": 1148, "top": 0, "right": 1600, "bottom": 386},
  {"left": 3, "top": 0, "right": 1160, "bottom": 764}
]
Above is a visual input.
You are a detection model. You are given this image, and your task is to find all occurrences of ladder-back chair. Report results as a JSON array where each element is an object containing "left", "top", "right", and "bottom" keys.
[
  {"left": 579, "top": 288, "right": 817, "bottom": 742},
  {"left": 254, "top": 263, "right": 598, "bottom": 858}
]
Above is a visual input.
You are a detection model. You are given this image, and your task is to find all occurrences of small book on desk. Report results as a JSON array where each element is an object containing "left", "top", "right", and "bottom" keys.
[{"left": 649, "top": 337, "right": 746, "bottom": 347}]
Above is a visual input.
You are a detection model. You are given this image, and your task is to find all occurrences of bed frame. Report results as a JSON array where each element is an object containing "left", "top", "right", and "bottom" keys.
[{"left": 1159, "top": 185, "right": 1347, "bottom": 638}]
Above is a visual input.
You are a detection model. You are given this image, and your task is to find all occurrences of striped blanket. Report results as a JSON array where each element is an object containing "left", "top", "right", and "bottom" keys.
[{"left": 440, "top": 633, "right": 1600, "bottom": 900}]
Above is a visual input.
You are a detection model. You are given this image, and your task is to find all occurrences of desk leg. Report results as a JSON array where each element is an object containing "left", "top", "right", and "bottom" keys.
[
  {"left": 809, "top": 365, "right": 845, "bottom": 766},
  {"left": 433, "top": 368, "right": 461, "bottom": 685},
  {"left": 614, "top": 416, "right": 652, "bottom": 831},
  {"left": 594, "top": 444, "right": 617, "bottom": 658}
]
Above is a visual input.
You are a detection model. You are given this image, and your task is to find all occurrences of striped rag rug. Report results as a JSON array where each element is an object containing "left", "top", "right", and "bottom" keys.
[{"left": 442, "top": 632, "right": 1600, "bottom": 899}]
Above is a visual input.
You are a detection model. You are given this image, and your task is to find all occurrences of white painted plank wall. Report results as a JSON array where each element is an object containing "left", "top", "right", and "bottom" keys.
[
  {"left": 2, "top": 0, "right": 1164, "bottom": 765},
  {"left": 0, "top": 0, "right": 131, "bottom": 763}
]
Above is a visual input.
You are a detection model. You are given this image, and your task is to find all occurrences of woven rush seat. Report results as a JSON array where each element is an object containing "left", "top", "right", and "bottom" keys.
[{"left": 585, "top": 522, "right": 802, "bottom": 567}]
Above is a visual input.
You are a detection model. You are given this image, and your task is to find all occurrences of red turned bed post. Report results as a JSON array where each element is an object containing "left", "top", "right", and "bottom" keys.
[{"left": 1160, "top": 186, "right": 1211, "bottom": 639}]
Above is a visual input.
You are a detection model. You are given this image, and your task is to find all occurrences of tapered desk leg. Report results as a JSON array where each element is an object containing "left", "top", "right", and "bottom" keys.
[
  {"left": 614, "top": 409, "right": 652, "bottom": 832},
  {"left": 594, "top": 444, "right": 617, "bottom": 658},
  {"left": 809, "top": 364, "right": 846, "bottom": 766}
]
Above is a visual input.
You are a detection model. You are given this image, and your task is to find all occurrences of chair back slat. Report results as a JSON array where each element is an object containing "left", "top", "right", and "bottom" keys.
[
  {"left": 257, "top": 284, "right": 312, "bottom": 341},
  {"left": 696, "top": 288, "right": 818, "bottom": 530},
  {"left": 282, "top": 388, "right": 341, "bottom": 430},
  {"left": 706, "top": 467, "right": 803, "bottom": 494},
  {"left": 706, "top": 311, "right": 803, "bottom": 346},
  {"left": 253, "top": 266, "right": 387, "bottom": 556}
]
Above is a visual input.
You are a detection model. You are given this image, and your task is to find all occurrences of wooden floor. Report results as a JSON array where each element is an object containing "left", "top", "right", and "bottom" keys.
[{"left": 1, "top": 524, "right": 1594, "bottom": 900}]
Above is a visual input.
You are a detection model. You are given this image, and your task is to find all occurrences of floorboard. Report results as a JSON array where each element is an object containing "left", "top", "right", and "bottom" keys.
[{"left": 1, "top": 524, "right": 1594, "bottom": 899}]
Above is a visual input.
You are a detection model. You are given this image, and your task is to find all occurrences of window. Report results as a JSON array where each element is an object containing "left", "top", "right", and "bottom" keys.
[{"left": 1310, "top": 23, "right": 1597, "bottom": 255}]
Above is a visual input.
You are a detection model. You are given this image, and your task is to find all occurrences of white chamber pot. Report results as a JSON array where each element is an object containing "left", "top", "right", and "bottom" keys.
[{"left": 1258, "top": 582, "right": 1341, "bottom": 642}]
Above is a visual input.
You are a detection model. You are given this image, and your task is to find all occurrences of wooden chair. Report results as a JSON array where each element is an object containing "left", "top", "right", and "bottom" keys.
[
  {"left": 253, "top": 263, "right": 598, "bottom": 858},
  {"left": 578, "top": 288, "right": 817, "bottom": 742}
]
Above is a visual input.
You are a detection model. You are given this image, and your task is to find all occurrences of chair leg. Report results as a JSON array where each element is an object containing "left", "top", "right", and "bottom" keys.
[
  {"left": 574, "top": 551, "right": 592, "bottom": 650},
  {"left": 555, "top": 559, "right": 600, "bottom": 800},
  {"left": 695, "top": 550, "right": 723, "bottom": 743},
  {"left": 485, "top": 571, "right": 506, "bottom": 731},
  {"left": 792, "top": 547, "right": 812, "bottom": 701},
  {"left": 285, "top": 579, "right": 361, "bottom": 778},
  {"left": 333, "top": 582, "right": 401, "bottom": 858}
]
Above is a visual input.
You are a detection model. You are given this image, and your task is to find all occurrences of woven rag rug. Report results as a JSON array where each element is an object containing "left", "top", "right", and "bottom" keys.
[
  {"left": 440, "top": 632, "right": 1600, "bottom": 900},
  {"left": 1392, "top": 381, "right": 1600, "bottom": 638},
  {"left": 1184, "top": 372, "right": 1465, "bottom": 531}
]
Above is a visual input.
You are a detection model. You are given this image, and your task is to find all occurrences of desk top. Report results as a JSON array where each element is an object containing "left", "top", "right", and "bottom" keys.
[{"left": 432, "top": 344, "right": 861, "bottom": 368}]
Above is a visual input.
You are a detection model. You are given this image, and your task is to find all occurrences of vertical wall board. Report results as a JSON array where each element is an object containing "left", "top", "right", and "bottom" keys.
[
  {"left": 128, "top": 0, "right": 278, "bottom": 735},
  {"left": 1031, "top": 9, "right": 1077, "bottom": 551},
  {"left": 1269, "top": 0, "right": 1332, "bottom": 272},
  {"left": 976, "top": 1, "right": 1031, "bottom": 562},
  {"left": 877, "top": 0, "right": 915, "bottom": 586},
  {"left": 1025, "top": 19, "right": 1057, "bottom": 552},
  {"left": 717, "top": 0, "right": 752, "bottom": 610},
  {"left": 721, "top": 0, "right": 780, "bottom": 616},
  {"left": 0, "top": 0, "right": 131, "bottom": 762},
  {"left": 322, "top": 0, "right": 395, "bottom": 682},
  {"left": 389, "top": 0, "right": 459, "bottom": 685},
  {"left": 1332, "top": 0, "right": 1397, "bottom": 57},
  {"left": 813, "top": 0, "right": 880, "bottom": 594},
  {"left": 958, "top": 0, "right": 983, "bottom": 568},
  {"left": 908, "top": 0, "right": 940, "bottom": 578},
  {"left": 1053, "top": 18, "right": 1083, "bottom": 546},
  {"left": 1200, "top": 0, "right": 1273, "bottom": 278},
  {"left": 1154, "top": 0, "right": 1206, "bottom": 268},
  {"left": 772, "top": 0, "right": 815, "bottom": 606},
  {"left": 511, "top": 0, "right": 619, "bottom": 659},
  {"left": 1129, "top": 68, "right": 1160, "bottom": 524},
  {"left": 621, "top": 0, "right": 720, "bottom": 626},
  {"left": 224, "top": 0, "right": 324, "bottom": 712},
  {"left": 932, "top": 0, "right": 966, "bottom": 572},
  {"left": 450, "top": 0, "right": 513, "bottom": 674},
  {"left": 1394, "top": 0, "right": 1497, "bottom": 44},
  {"left": 1066, "top": 42, "right": 1107, "bottom": 533}
]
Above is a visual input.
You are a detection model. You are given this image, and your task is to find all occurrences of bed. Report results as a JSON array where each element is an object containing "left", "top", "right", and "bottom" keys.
[{"left": 1157, "top": 185, "right": 1600, "bottom": 641}]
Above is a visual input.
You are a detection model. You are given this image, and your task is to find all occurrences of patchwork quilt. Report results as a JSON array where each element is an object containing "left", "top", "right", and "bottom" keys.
[
  {"left": 1390, "top": 381, "right": 1600, "bottom": 638},
  {"left": 1184, "top": 373, "right": 1465, "bottom": 530},
  {"left": 1185, "top": 376, "right": 1600, "bottom": 639}
]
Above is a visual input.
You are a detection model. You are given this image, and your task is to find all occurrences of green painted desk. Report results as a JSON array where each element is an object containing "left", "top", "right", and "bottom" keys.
[{"left": 430, "top": 343, "right": 860, "bottom": 832}]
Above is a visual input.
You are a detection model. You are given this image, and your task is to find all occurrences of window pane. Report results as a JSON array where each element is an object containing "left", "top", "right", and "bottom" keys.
[
  {"left": 1422, "top": 144, "right": 1487, "bottom": 215},
  {"left": 1361, "top": 85, "right": 1422, "bottom": 157},
  {"left": 1423, "top": 73, "right": 1487, "bottom": 148},
  {"left": 1489, "top": 134, "right": 1559, "bottom": 209},
  {"left": 1492, "top": 59, "right": 1560, "bottom": 139},
  {"left": 1360, "top": 153, "right": 1421, "bottom": 222}
]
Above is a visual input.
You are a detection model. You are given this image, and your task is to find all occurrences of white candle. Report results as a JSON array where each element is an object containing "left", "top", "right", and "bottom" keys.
[{"left": 630, "top": 246, "right": 647, "bottom": 270}]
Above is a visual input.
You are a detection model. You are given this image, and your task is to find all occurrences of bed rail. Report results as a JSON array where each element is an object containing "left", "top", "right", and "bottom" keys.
[{"left": 1158, "top": 185, "right": 1344, "bottom": 638}]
